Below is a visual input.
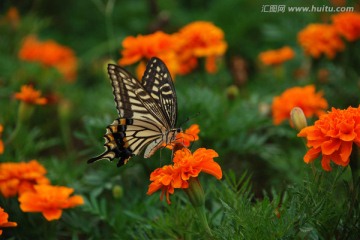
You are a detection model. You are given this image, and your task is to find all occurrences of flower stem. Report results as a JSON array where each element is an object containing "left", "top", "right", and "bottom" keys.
[
  {"left": 5, "top": 112, "right": 23, "bottom": 145},
  {"left": 193, "top": 205, "right": 213, "bottom": 238},
  {"left": 349, "top": 146, "right": 359, "bottom": 189},
  {"left": 184, "top": 178, "right": 213, "bottom": 238}
]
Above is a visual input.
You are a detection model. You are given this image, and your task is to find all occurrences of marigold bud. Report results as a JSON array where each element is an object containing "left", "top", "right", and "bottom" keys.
[
  {"left": 112, "top": 185, "right": 123, "bottom": 199},
  {"left": 226, "top": 85, "right": 239, "bottom": 100},
  {"left": 290, "top": 107, "right": 307, "bottom": 131},
  {"left": 58, "top": 99, "right": 72, "bottom": 121}
]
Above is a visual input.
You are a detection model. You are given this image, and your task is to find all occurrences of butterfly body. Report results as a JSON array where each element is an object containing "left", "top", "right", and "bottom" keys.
[{"left": 88, "top": 57, "right": 180, "bottom": 167}]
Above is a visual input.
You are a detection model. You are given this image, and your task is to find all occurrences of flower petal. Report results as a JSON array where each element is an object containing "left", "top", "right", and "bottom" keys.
[
  {"left": 303, "top": 147, "right": 321, "bottom": 163},
  {"left": 321, "top": 139, "right": 341, "bottom": 155},
  {"left": 321, "top": 155, "right": 332, "bottom": 171},
  {"left": 339, "top": 141, "right": 353, "bottom": 163},
  {"left": 42, "top": 209, "right": 63, "bottom": 221}
]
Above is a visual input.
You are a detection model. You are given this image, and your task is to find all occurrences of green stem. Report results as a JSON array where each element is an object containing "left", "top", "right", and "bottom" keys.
[
  {"left": 183, "top": 178, "right": 214, "bottom": 238},
  {"left": 193, "top": 205, "right": 213, "bottom": 238},
  {"left": 349, "top": 145, "right": 359, "bottom": 188},
  {"left": 310, "top": 161, "right": 316, "bottom": 178},
  {"left": 299, "top": 136, "right": 316, "bottom": 177},
  {"left": 274, "top": 65, "right": 284, "bottom": 81},
  {"left": 6, "top": 102, "right": 35, "bottom": 145},
  {"left": 105, "top": 0, "right": 115, "bottom": 59},
  {"left": 5, "top": 114, "right": 23, "bottom": 146},
  {"left": 6, "top": 101, "right": 38, "bottom": 147}
]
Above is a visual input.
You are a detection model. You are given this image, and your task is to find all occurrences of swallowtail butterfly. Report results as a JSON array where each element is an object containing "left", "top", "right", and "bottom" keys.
[{"left": 88, "top": 57, "right": 181, "bottom": 167}]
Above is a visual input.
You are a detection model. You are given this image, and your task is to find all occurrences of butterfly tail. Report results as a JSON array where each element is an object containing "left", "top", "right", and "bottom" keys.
[
  {"left": 87, "top": 149, "right": 115, "bottom": 164},
  {"left": 87, "top": 147, "right": 133, "bottom": 167}
]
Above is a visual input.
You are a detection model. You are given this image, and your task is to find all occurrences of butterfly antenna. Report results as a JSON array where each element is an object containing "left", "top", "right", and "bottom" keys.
[{"left": 178, "top": 112, "right": 200, "bottom": 128}]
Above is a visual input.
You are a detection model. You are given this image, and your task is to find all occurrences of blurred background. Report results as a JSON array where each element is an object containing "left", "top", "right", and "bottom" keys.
[{"left": 1, "top": 0, "right": 360, "bottom": 238}]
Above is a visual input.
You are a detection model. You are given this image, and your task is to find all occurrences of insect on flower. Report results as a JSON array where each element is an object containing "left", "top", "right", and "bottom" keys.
[{"left": 88, "top": 57, "right": 182, "bottom": 167}]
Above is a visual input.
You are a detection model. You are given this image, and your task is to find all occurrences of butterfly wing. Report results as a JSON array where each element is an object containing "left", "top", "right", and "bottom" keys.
[
  {"left": 88, "top": 63, "right": 173, "bottom": 166},
  {"left": 88, "top": 118, "right": 164, "bottom": 167},
  {"left": 142, "top": 57, "right": 177, "bottom": 128}
]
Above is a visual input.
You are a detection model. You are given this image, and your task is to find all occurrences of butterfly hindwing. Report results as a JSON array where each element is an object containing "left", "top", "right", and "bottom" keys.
[
  {"left": 88, "top": 58, "right": 178, "bottom": 167},
  {"left": 87, "top": 118, "right": 135, "bottom": 166}
]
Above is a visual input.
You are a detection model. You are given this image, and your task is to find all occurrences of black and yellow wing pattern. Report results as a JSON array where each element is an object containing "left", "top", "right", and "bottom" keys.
[{"left": 88, "top": 57, "right": 179, "bottom": 167}]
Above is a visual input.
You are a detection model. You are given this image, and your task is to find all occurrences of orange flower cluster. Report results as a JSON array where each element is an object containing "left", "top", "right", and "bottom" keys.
[
  {"left": 0, "top": 207, "right": 17, "bottom": 236},
  {"left": 298, "top": 106, "right": 360, "bottom": 171},
  {"left": 19, "top": 185, "right": 84, "bottom": 221},
  {"left": 147, "top": 148, "right": 222, "bottom": 204},
  {"left": 0, "top": 160, "right": 83, "bottom": 221},
  {"left": 272, "top": 85, "right": 328, "bottom": 125},
  {"left": 175, "top": 21, "right": 228, "bottom": 74},
  {"left": 3, "top": 7, "right": 20, "bottom": 28},
  {"left": 258, "top": 46, "right": 295, "bottom": 66},
  {"left": 330, "top": 0, "right": 346, "bottom": 7},
  {"left": 119, "top": 31, "right": 179, "bottom": 78},
  {"left": 119, "top": 21, "right": 227, "bottom": 78},
  {"left": 120, "top": 31, "right": 176, "bottom": 65},
  {"left": 0, "top": 124, "right": 4, "bottom": 155},
  {"left": 0, "top": 160, "right": 50, "bottom": 197},
  {"left": 298, "top": 24, "right": 345, "bottom": 59},
  {"left": 18, "top": 35, "right": 77, "bottom": 82},
  {"left": 14, "top": 85, "right": 47, "bottom": 105},
  {"left": 332, "top": 12, "right": 360, "bottom": 42}
]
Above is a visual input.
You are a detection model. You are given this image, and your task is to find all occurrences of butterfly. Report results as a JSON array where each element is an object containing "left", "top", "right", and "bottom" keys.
[{"left": 88, "top": 57, "right": 181, "bottom": 167}]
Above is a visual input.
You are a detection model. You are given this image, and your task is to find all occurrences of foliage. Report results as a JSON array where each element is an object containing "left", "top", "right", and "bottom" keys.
[{"left": 1, "top": 0, "right": 360, "bottom": 239}]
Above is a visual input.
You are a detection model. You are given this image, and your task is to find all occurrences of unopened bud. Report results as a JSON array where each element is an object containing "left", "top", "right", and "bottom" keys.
[
  {"left": 290, "top": 107, "right": 307, "bottom": 131},
  {"left": 226, "top": 85, "right": 239, "bottom": 100},
  {"left": 58, "top": 99, "right": 72, "bottom": 121},
  {"left": 112, "top": 185, "right": 123, "bottom": 199}
]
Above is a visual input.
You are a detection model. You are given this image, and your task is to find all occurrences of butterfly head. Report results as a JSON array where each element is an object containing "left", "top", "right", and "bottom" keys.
[{"left": 167, "top": 127, "right": 181, "bottom": 143}]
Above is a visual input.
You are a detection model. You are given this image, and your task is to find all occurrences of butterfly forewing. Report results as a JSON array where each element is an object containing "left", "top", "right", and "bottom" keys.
[
  {"left": 88, "top": 58, "right": 179, "bottom": 167},
  {"left": 142, "top": 58, "right": 177, "bottom": 128}
]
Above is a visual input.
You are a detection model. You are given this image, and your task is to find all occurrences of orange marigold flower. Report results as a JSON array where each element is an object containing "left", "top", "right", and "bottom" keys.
[
  {"left": 177, "top": 21, "right": 227, "bottom": 58},
  {"left": 332, "top": 12, "right": 360, "bottom": 42},
  {"left": 205, "top": 55, "right": 219, "bottom": 74},
  {"left": 258, "top": 46, "right": 295, "bottom": 66},
  {"left": 147, "top": 148, "right": 222, "bottom": 204},
  {"left": 147, "top": 165, "right": 182, "bottom": 204},
  {"left": 330, "top": 0, "right": 346, "bottom": 7},
  {"left": 173, "top": 148, "right": 222, "bottom": 180},
  {"left": 272, "top": 85, "right": 328, "bottom": 125},
  {"left": 5, "top": 7, "right": 20, "bottom": 28},
  {"left": 298, "top": 106, "right": 360, "bottom": 171},
  {"left": 18, "top": 35, "right": 77, "bottom": 81},
  {"left": 298, "top": 24, "right": 344, "bottom": 59},
  {"left": 0, "top": 125, "right": 4, "bottom": 155},
  {"left": 167, "top": 124, "right": 200, "bottom": 150},
  {"left": 0, "top": 160, "right": 50, "bottom": 198},
  {"left": 0, "top": 207, "right": 17, "bottom": 236},
  {"left": 14, "top": 84, "right": 47, "bottom": 105},
  {"left": 119, "top": 31, "right": 179, "bottom": 78},
  {"left": 176, "top": 21, "right": 227, "bottom": 74},
  {"left": 19, "top": 185, "right": 84, "bottom": 221}
]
